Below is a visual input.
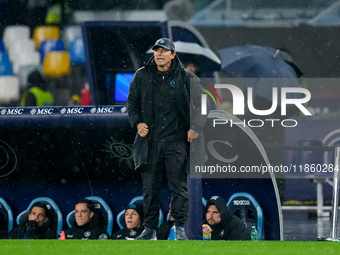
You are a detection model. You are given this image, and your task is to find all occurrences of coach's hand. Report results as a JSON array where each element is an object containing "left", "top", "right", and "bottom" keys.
[
  {"left": 137, "top": 123, "right": 149, "bottom": 137},
  {"left": 187, "top": 129, "right": 199, "bottom": 143}
]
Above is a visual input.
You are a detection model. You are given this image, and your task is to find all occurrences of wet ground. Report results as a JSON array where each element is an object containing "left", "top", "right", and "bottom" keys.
[{"left": 283, "top": 209, "right": 339, "bottom": 241}]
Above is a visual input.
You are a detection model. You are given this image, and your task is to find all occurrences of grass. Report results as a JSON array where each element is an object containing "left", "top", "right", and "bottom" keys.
[{"left": 1, "top": 240, "right": 340, "bottom": 255}]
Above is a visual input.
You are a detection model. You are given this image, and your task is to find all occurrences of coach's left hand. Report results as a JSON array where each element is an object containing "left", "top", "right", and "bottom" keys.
[{"left": 187, "top": 129, "right": 199, "bottom": 143}]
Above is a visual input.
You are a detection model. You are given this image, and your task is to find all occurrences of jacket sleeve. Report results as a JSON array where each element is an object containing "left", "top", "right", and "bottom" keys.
[
  {"left": 127, "top": 71, "right": 142, "bottom": 129},
  {"left": 226, "top": 216, "right": 251, "bottom": 240},
  {"left": 8, "top": 225, "right": 23, "bottom": 239},
  {"left": 187, "top": 71, "right": 209, "bottom": 133}
]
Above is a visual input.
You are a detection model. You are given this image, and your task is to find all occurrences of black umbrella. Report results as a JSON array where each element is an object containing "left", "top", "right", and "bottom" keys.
[{"left": 219, "top": 45, "right": 303, "bottom": 102}]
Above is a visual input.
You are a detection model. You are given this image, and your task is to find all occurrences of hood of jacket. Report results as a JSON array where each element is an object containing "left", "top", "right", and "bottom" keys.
[{"left": 205, "top": 196, "right": 233, "bottom": 229}]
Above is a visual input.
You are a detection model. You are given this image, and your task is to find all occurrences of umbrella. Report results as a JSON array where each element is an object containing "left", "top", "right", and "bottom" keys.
[
  {"left": 147, "top": 41, "right": 221, "bottom": 72},
  {"left": 219, "top": 45, "right": 303, "bottom": 102}
]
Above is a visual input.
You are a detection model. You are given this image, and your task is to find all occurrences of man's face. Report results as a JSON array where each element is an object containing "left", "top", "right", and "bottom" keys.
[
  {"left": 206, "top": 205, "right": 221, "bottom": 226},
  {"left": 28, "top": 207, "right": 48, "bottom": 227},
  {"left": 125, "top": 209, "right": 141, "bottom": 230},
  {"left": 75, "top": 203, "right": 94, "bottom": 226},
  {"left": 153, "top": 47, "right": 176, "bottom": 71}
]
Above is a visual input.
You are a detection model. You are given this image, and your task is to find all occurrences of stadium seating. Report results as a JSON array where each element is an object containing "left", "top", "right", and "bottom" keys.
[
  {"left": 116, "top": 196, "right": 164, "bottom": 229},
  {"left": 0, "top": 40, "right": 4, "bottom": 52},
  {"left": 227, "top": 192, "right": 265, "bottom": 240},
  {"left": 0, "top": 197, "right": 14, "bottom": 233},
  {"left": 0, "top": 76, "right": 19, "bottom": 104},
  {"left": 17, "top": 64, "right": 43, "bottom": 90},
  {"left": 62, "top": 25, "right": 82, "bottom": 50},
  {"left": 66, "top": 196, "right": 114, "bottom": 236},
  {"left": 2, "top": 25, "right": 30, "bottom": 50},
  {"left": 16, "top": 197, "right": 63, "bottom": 236},
  {"left": 0, "top": 52, "right": 13, "bottom": 76},
  {"left": 8, "top": 39, "right": 35, "bottom": 64},
  {"left": 0, "top": 51, "right": 10, "bottom": 65},
  {"left": 33, "top": 26, "right": 60, "bottom": 50},
  {"left": 13, "top": 51, "right": 40, "bottom": 75},
  {"left": 39, "top": 39, "right": 64, "bottom": 63},
  {"left": 69, "top": 38, "right": 86, "bottom": 65},
  {"left": 43, "top": 51, "right": 70, "bottom": 78}
]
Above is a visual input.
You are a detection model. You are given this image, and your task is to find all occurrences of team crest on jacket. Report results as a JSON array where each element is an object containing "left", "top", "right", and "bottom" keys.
[
  {"left": 130, "top": 231, "right": 137, "bottom": 236},
  {"left": 170, "top": 80, "right": 176, "bottom": 88},
  {"left": 84, "top": 231, "right": 91, "bottom": 237},
  {"left": 219, "top": 230, "right": 224, "bottom": 237}
]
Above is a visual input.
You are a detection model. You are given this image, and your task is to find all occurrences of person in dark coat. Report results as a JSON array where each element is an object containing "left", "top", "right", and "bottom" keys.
[
  {"left": 128, "top": 38, "right": 207, "bottom": 240},
  {"left": 202, "top": 196, "right": 250, "bottom": 241},
  {"left": 157, "top": 203, "right": 175, "bottom": 240},
  {"left": 111, "top": 201, "right": 144, "bottom": 240},
  {"left": 8, "top": 202, "right": 55, "bottom": 239},
  {"left": 21, "top": 70, "right": 54, "bottom": 106},
  {"left": 60, "top": 199, "right": 108, "bottom": 240}
]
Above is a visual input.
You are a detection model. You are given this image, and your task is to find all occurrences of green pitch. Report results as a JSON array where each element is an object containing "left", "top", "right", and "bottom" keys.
[{"left": 0, "top": 240, "right": 340, "bottom": 255}]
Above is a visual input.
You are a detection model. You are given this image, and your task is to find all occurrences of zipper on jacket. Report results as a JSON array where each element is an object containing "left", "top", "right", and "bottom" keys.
[{"left": 155, "top": 75, "right": 165, "bottom": 140}]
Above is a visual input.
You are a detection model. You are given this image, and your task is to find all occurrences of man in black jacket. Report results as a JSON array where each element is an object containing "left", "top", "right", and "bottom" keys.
[
  {"left": 128, "top": 38, "right": 206, "bottom": 240},
  {"left": 60, "top": 199, "right": 108, "bottom": 240},
  {"left": 202, "top": 196, "right": 250, "bottom": 240},
  {"left": 8, "top": 202, "right": 55, "bottom": 239}
]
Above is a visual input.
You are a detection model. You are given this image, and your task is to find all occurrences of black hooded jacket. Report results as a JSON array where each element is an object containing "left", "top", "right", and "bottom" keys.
[
  {"left": 62, "top": 211, "right": 108, "bottom": 240},
  {"left": 205, "top": 196, "right": 250, "bottom": 240},
  {"left": 128, "top": 55, "right": 207, "bottom": 169},
  {"left": 111, "top": 226, "right": 144, "bottom": 240},
  {"left": 8, "top": 218, "right": 56, "bottom": 239}
]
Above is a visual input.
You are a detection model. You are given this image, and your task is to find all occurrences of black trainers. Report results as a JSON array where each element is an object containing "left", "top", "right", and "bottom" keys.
[
  {"left": 135, "top": 227, "right": 157, "bottom": 240},
  {"left": 175, "top": 226, "right": 188, "bottom": 240}
]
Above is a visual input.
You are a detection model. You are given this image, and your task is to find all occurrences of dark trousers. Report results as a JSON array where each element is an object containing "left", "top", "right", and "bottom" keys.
[{"left": 141, "top": 139, "right": 188, "bottom": 229}]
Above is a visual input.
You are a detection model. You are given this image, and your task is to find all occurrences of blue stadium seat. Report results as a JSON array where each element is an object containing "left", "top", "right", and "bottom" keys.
[
  {"left": 69, "top": 38, "right": 86, "bottom": 65},
  {"left": 16, "top": 197, "right": 63, "bottom": 236},
  {"left": 0, "top": 197, "right": 14, "bottom": 233},
  {"left": 0, "top": 52, "right": 13, "bottom": 76},
  {"left": 0, "top": 61, "right": 13, "bottom": 76},
  {"left": 0, "top": 51, "right": 10, "bottom": 64},
  {"left": 116, "top": 196, "right": 164, "bottom": 229},
  {"left": 227, "top": 192, "right": 264, "bottom": 240},
  {"left": 66, "top": 196, "right": 114, "bottom": 236},
  {"left": 0, "top": 40, "right": 4, "bottom": 52},
  {"left": 39, "top": 39, "right": 64, "bottom": 62}
]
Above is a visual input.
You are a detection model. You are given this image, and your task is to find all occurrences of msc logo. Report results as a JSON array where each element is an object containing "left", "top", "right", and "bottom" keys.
[
  {"left": 30, "top": 108, "right": 54, "bottom": 115},
  {"left": 1, "top": 108, "right": 24, "bottom": 115},
  {"left": 60, "top": 107, "right": 84, "bottom": 115},
  {"left": 233, "top": 200, "right": 251, "bottom": 206},
  {"left": 90, "top": 107, "right": 114, "bottom": 114},
  {"left": 120, "top": 106, "right": 127, "bottom": 113}
]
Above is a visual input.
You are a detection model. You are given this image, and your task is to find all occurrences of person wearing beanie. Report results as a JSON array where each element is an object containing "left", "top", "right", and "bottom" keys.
[
  {"left": 111, "top": 201, "right": 144, "bottom": 240},
  {"left": 202, "top": 196, "right": 250, "bottom": 241}
]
